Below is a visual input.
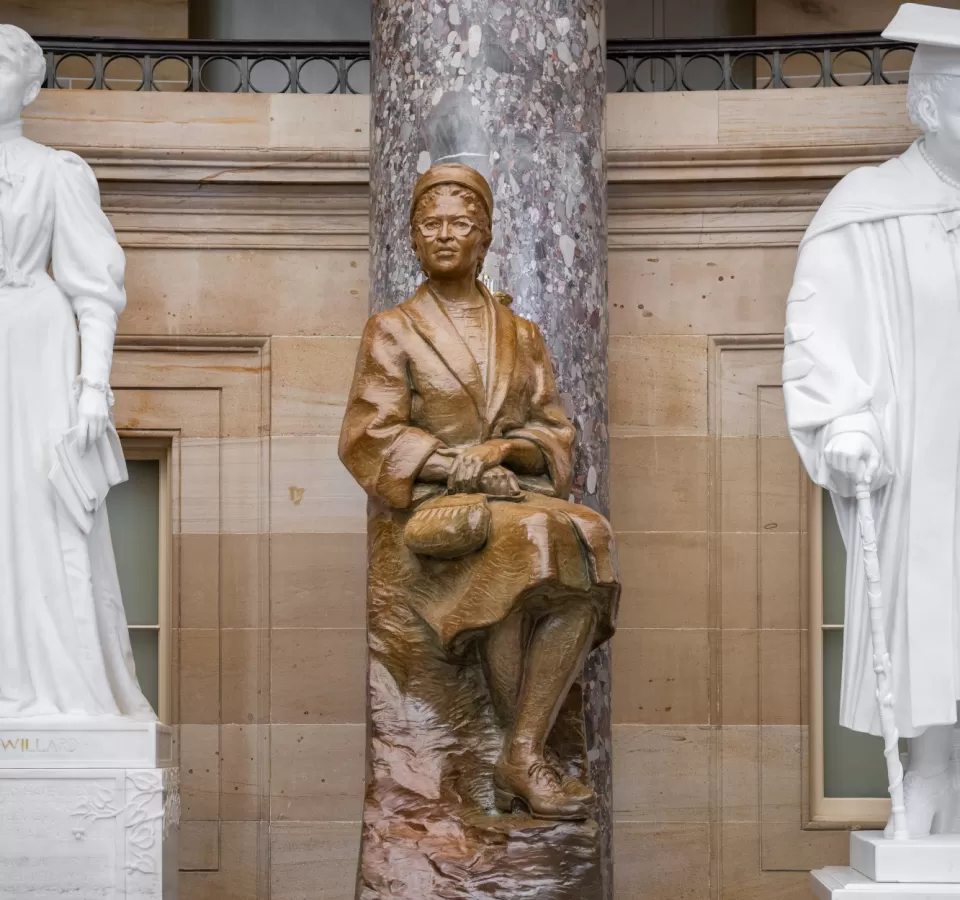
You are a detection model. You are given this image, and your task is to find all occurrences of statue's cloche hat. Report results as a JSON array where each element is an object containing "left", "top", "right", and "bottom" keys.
[{"left": 410, "top": 163, "right": 494, "bottom": 223}]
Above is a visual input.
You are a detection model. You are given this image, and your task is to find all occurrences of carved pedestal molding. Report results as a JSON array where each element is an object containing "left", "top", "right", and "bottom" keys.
[
  {"left": 0, "top": 717, "right": 178, "bottom": 898},
  {"left": 0, "top": 718, "right": 173, "bottom": 768},
  {"left": 0, "top": 766, "right": 179, "bottom": 899}
]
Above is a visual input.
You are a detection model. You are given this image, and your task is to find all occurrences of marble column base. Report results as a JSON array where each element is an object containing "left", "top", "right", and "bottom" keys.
[
  {"left": 813, "top": 867, "right": 960, "bottom": 898},
  {"left": 0, "top": 766, "right": 179, "bottom": 899},
  {"left": 851, "top": 831, "right": 960, "bottom": 883}
]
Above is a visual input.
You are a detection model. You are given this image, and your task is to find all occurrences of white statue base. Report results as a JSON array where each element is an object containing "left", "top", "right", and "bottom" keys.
[
  {"left": 0, "top": 717, "right": 173, "bottom": 768},
  {"left": 850, "top": 831, "right": 960, "bottom": 884},
  {"left": 0, "top": 719, "right": 179, "bottom": 899},
  {"left": 812, "top": 832, "right": 960, "bottom": 898},
  {"left": 812, "top": 867, "right": 960, "bottom": 898}
]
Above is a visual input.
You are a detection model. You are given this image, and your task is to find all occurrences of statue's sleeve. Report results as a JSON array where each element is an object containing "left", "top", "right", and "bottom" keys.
[
  {"left": 51, "top": 151, "right": 127, "bottom": 387},
  {"left": 782, "top": 224, "right": 893, "bottom": 496},
  {"left": 338, "top": 313, "right": 442, "bottom": 509},
  {"left": 504, "top": 321, "right": 575, "bottom": 498}
]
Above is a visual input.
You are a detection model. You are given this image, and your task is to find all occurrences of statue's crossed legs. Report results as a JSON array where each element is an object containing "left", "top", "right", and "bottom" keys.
[{"left": 482, "top": 597, "right": 598, "bottom": 821}]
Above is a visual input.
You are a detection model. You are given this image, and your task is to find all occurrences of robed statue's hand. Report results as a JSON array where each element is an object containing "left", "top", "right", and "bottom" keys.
[
  {"left": 77, "top": 386, "right": 110, "bottom": 455},
  {"left": 448, "top": 440, "right": 511, "bottom": 494},
  {"left": 824, "top": 431, "right": 881, "bottom": 487}
]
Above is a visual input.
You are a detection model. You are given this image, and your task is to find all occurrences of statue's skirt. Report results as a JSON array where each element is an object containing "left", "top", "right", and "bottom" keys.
[{"left": 369, "top": 491, "right": 620, "bottom": 654}]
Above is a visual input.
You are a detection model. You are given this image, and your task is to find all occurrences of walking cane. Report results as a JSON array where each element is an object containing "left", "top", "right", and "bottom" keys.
[{"left": 855, "top": 479, "right": 908, "bottom": 839}]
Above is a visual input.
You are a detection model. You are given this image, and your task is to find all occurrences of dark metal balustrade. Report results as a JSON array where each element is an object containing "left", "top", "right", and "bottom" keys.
[
  {"left": 36, "top": 32, "right": 915, "bottom": 95},
  {"left": 37, "top": 37, "right": 372, "bottom": 94},
  {"left": 607, "top": 32, "right": 914, "bottom": 91}
]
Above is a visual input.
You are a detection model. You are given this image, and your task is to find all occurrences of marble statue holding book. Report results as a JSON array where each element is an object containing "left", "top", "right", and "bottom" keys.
[
  {"left": 784, "top": 4, "right": 960, "bottom": 896},
  {"left": 0, "top": 25, "right": 177, "bottom": 899}
]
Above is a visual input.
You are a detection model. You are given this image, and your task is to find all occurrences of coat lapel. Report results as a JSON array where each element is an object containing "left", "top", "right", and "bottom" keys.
[
  {"left": 400, "top": 285, "right": 487, "bottom": 418},
  {"left": 482, "top": 284, "right": 517, "bottom": 426}
]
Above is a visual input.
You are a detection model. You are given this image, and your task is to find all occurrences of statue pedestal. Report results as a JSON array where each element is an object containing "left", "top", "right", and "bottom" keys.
[
  {"left": 812, "top": 867, "right": 960, "bottom": 897},
  {"left": 0, "top": 717, "right": 174, "bottom": 768},
  {"left": 0, "top": 719, "right": 179, "bottom": 899},
  {"left": 812, "top": 832, "right": 960, "bottom": 897},
  {"left": 360, "top": 802, "right": 601, "bottom": 899},
  {"left": 851, "top": 831, "right": 960, "bottom": 883}
]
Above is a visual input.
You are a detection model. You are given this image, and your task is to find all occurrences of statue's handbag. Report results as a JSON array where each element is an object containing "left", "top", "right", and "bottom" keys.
[{"left": 403, "top": 493, "right": 492, "bottom": 559}]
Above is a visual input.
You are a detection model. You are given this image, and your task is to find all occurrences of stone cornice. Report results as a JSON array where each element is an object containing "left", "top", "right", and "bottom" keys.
[
  {"left": 92, "top": 146, "right": 909, "bottom": 251},
  {"left": 29, "top": 86, "right": 917, "bottom": 251},
  {"left": 75, "top": 139, "right": 911, "bottom": 188},
  {"left": 71, "top": 146, "right": 371, "bottom": 185},
  {"left": 606, "top": 141, "right": 910, "bottom": 183}
]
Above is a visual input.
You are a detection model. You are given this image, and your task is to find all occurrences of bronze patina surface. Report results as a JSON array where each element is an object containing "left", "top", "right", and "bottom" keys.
[{"left": 339, "top": 164, "right": 620, "bottom": 899}]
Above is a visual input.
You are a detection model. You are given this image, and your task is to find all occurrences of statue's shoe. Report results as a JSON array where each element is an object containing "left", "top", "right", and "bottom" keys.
[
  {"left": 493, "top": 753, "right": 595, "bottom": 821},
  {"left": 884, "top": 769, "right": 954, "bottom": 838},
  {"left": 544, "top": 746, "right": 596, "bottom": 800}
]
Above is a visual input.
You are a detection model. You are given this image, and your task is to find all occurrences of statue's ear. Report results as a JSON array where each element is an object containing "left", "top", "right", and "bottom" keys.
[
  {"left": 22, "top": 81, "right": 41, "bottom": 109},
  {"left": 921, "top": 93, "right": 941, "bottom": 134}
]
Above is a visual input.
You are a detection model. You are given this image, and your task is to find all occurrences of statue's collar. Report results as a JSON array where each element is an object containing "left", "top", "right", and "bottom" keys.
[
  {"left": 0, "top": 120, "right": 24, "bottom": 145},
  {"left": 800, "top": 139, "right": 960, "bottom": 247}
]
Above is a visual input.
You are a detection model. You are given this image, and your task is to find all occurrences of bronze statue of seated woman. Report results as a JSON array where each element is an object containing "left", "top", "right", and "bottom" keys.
[{"left": 339, "top": 163, "right": 619, "bottom": 894}]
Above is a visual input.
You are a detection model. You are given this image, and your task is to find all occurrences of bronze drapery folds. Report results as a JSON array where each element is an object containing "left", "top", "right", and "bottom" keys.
[{"left": 339, "top": 164, "right": 620, "bottom": 899}]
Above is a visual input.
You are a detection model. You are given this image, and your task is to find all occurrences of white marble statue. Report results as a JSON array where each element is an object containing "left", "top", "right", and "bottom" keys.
[
  {"left": 0, "top": 25, "right": 153, "bottom": 720},
  {"left": 784, "top": 3, "right": 960, "bottom": 841}
]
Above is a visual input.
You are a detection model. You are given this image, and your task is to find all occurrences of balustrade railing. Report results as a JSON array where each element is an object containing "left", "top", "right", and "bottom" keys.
[
  {"left": 38, "top": 37, "right": 371, "bottom": 94},
  {"left": 608, "top": 32, "right": 914, "bottom": 91},
  {"left": 36, "top": 32, "right": 914, "bottom": 95}
]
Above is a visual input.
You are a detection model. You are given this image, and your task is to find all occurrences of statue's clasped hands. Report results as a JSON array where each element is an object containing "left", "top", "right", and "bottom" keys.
[
  {"left": 448, "top": 440, "right": 521, "bottom": 497},
  {"left": 823, "top": 431, "right": 882, "bottom": 488}
]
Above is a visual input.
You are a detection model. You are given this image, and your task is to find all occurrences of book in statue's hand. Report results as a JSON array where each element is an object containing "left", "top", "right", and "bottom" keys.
[{"left": 48, "top": 423, "right": 128, "bottom": 534}]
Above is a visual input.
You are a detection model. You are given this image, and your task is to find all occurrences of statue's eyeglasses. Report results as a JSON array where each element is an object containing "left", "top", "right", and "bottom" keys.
[{"left": 417, "top": 218, "right": 477, "bottom": 239}]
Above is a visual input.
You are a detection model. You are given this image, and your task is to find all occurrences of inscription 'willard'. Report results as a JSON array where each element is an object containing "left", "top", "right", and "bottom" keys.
[{"left": 0, "top": 738, "right": 80, "bottom": 753}]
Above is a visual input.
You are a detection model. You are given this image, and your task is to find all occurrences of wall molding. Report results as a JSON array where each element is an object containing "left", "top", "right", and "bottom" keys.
[
  {"left": 96, "top": 167, "right": 895, "bottom": 252},
  {"left": 29, "top": 88, "right": 914, "bottom": 252},
  {"left": 606, "top": 141, "right": 909, "bottom": 184},
  {"left": 77, "top": 140, "right": 912, "bottom": 188},
  {"left": 74, "top": 146, "right": 370, "bottom": 185}
]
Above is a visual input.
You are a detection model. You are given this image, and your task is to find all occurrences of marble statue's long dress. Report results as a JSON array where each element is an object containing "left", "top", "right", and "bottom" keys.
[{"left": 0, "top": 133, "right": 153, "bottom": 719}]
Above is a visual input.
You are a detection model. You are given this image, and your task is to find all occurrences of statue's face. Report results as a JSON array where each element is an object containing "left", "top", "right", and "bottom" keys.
[
  {"left": 413, "top": 193, "right": 486, "bottom": 281},
  {"left": 0, "top": 44, "right": 28, "bottom": 124},
  {"left": 932, "top": 81, "right": 960, "bottom": 152}
]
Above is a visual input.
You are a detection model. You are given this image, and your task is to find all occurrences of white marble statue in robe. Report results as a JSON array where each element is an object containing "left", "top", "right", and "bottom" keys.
[
  {"left": 0, "top": 25, "right": 154, "bottom": 720},
  {"left": 782, "top": 21, "right": 960, "bottom": 836}
]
